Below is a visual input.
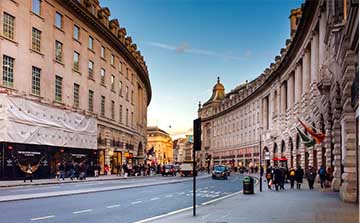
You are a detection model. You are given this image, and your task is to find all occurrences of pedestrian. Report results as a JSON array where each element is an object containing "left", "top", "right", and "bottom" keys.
[
  {"left": 59, "top": 162, "right": 65, "bottom": 180},
  {"left": 94, "top": 163, "right": 99, "bottom": 177},
  {"left": 273, "top": 166, "right": 282, "bottom": 191},
  {"left": 116, "top": 163, "right": 121, "bottom": 176},
  {"left": 266, "top": 166, "right": 273, "bottom": 190},
  {"left": 104, "top": 163, "right": 109, "bottom": 176},
  {"left": 306, "top": 165, "right": 316, "bottom": 190},
  {"left": 69, "top": 162, "right": 76, "bottom": 180},
  {"left": 318, "top": 165, "right": 326, "bottom": 189},
  {"left": 24, "top": 164, "right": 33, "bottom": 183},
  {"left": 288, "top": 167, "right": 296, "bottom": 189},
  {"left": 325, "top": 167, "right": 333, "bottom": 188},
  {"left": 295, "top": 166, "right": 304, "bottom": 190}
]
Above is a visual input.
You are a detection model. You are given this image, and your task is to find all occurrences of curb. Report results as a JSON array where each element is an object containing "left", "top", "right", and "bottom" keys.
[{"left": 0, "top": 174, "right": 211, "bottom": 202}]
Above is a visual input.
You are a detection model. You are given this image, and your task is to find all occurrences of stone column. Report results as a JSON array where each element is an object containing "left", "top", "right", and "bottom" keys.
[
  {"left": 332, "top": 117, "right": 342, "bottom": 192},
  {"left": 287, "top": 74, "right": 295, "bottom": 109},
  {"left": 280, "top": 83, "right": 286, "bottom": 114},
  {"left": 310, "top": 32, "right": 319, "bottom": 84},
  {"left": 294, "top": 63, "right": 302, "bottom": 113},
  {"left": 319, "top": 12, "right": 326, "bottom": 66},
  {"left": 268, "top": 91, "right": 274, "bottom": 129},
  {"left": 302, "top": 49, "right": 311, "bottom": 94}
]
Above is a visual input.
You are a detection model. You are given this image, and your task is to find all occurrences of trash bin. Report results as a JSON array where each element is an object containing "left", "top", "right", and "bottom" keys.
[{"left": 243, "top": 176, "right": 254, "bottom": 194}]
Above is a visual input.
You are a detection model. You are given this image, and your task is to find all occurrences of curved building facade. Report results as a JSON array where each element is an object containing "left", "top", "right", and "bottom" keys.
[
  {"left": 199, "top": 0, "right": 358, "bottom": 202},
  {"left": 0, "top": 0, "right": 151, "bottom": 178}
]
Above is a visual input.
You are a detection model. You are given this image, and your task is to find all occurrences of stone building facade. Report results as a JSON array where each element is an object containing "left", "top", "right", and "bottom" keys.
[
  {"left": 147, "top": 127, "right": 173, "bottom": 165},
  {"left": 0, "top": 0, "right": 151, "bottom": 178},
  {"left": 199, "top": 0, "right": 358, "bottom": 203}
]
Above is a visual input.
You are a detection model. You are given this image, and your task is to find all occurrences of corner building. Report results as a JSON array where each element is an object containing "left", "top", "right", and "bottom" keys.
[
  {"left": 0, "top": 0, "right": 151, "bottom": 178},
  {"left": 199, "top": 0, "right": 358, "bottom": 203},
  {"left": 147, "top": 127, "right": 173, "bottom": 165}
]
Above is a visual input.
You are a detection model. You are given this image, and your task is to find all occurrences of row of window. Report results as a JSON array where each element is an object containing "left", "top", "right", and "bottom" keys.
[{"left": 2, "top": 55, "right": 134, "bottom": 127}]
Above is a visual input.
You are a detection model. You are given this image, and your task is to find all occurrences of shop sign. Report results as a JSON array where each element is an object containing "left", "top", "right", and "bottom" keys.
[
  {"left": 71, "top": 153, "right": 86, "bottom": 158},
  {"left": 6, "top": 159, "right": 13, "bottom": 166},
  {"left": 265, "top": 152, "right": 270, "bottom": 160},
  {"left": 41, "top": 160, "right": 48, "bottom": 166},
  {"left": 18, "top": 151, "right": 41, "bottom": 157}
]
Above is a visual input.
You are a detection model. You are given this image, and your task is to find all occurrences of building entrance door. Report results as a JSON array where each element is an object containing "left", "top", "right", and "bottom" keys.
[{"left": 111, "top": 152, "right": 122, "bottom": 175}]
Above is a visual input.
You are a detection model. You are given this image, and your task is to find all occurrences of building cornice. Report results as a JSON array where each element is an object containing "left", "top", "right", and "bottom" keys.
[{"left": 58, "top": 0, "right": 152, "bottom": 105}]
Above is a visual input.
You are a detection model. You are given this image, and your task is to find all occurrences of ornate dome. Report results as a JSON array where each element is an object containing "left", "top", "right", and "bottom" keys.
[{"left": 203, "top": 77, "right": 225, "bottom": 106}]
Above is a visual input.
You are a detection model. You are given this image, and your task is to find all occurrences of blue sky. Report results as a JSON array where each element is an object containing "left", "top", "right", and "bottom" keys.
[{"left": 103, "top": 0, "right": 304, "bottom": 138}]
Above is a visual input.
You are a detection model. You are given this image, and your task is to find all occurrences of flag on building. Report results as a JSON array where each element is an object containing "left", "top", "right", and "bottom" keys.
[
  {"left": 296, "top": 127, "right": 316, "bottom": 147},
  {"left": 298, "top": 118, "right": 325, "bottom": 144}
]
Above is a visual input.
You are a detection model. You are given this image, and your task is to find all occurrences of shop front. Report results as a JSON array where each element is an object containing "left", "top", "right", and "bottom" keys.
[
  {"left": 0, "top": 142, "right": 97, "bottom": 180},
  {"left": 110, "top": 149, "right": 122, "bottom": 174}
]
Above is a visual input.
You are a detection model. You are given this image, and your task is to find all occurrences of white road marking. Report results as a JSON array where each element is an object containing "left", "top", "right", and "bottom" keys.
[
  {"left": 131, "top": 201, "right": 143, "bottom": 204},
  {"left": 73, "top": 209, "right": 93, "bottom": 214},
  {"left": 150, "top": 197, "right": 160, "bottom": 201},
  {"left": 177, "top": 192, "right": 185, "bottom": 195},
  {"left": 31, "top": 215, "right": 55, "bottom": 221},
  {"left": 201, "top": 190, "right": 243, "bottom": 206},
  {"left": 106, "top": 204, "right": 121, "bottom": 208},
  {"left": 133, "top": 205, "right": 199, "bottom": 223},
  {"left": 165, "top": 194, "right": 173, "bottom": 198}
]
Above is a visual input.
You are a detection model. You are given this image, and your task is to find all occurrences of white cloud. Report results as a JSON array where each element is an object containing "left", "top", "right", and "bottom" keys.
[{"left": 144, "top": 41, "right": 249, "bottom": 61}]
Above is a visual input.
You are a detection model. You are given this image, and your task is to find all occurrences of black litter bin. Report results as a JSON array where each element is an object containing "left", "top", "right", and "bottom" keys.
[{"left": 243, "top": 176, "right": 254, "bottom": 194}]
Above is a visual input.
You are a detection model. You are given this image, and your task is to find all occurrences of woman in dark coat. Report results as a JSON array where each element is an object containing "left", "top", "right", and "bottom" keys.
[{"left": 295, "top": 166, "right": 304, "bottom": 190}]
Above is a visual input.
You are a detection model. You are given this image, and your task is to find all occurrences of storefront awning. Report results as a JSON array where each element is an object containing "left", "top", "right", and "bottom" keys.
[{"left": 272, "top": 157, "right": 288, "bottom": 161}]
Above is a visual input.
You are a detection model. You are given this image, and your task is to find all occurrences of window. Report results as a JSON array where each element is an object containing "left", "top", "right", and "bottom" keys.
[
  {"left": 101, "top": 96, "right": 105, "bottom": 116},
  {"left": 111, "top": 54, "right": 114, "bottom": 65},
  {"left": 119, "top": 105, "right": 123, "bottom": 123},
  {"left": 88, "top": 60, "right": 94, "bottom": 77},
  {"left": 55, "top": 75, "right": 62, "bottom": 102},
  {"left": 100, "top": 68, "right": 105, "bottom": 85},
  {"left": 32, "top": 27, "right": 41, "bottom": 52},
  {"left": 100, "top": 46, "right": 105, "bottom": 58},
  {"left": 73, "top": 51, "right": 79, "bottom": 70},
  {"left": 118, "top": 81, "right": 122, "bottom": 96},
  {"left": 131, "top": 73, "right": 134, "bottom": 84},
  {"left": 111, "top": 100, "right": 115, "bottom": 120},
  {"left": 119, "top": 62, "right": 122, "bottom": 73},
  {"left": 126, "top": 68, "right": 129, "bottom": 79},
  {"left": 3, "top": 12, "right": 15, "bottom": 40},
  {"left": 55, "top": 12, "right": 62, "bottom": 29},
  {"left": 73, "top": 25, "right": 79, "bottom": 40},
  {"left": 126, "top": 108, "right": 129, "bottom": 126},
  {"left": 73, "top": 83, "right": 80, "bottom": 107},
  {"left": 88, "top": 90, "right": 94, "bottom": 112},
  {"left": 32, "top": 0, "right": 41, "bottom": 15},
  {"left": 126, "top": 86, "right": 129, "bottom": 101},
  {"left": 131, "top": 112, "right": 134, "bottom": 128},
  {"left": 111, "top": 75, "right": 115, "bottom": 90},
  {"left": 88, "top": 36, "right": 93, "bottom": 49},
  {"left": 131, "top": 90, "right": 134, "bottom": 104},
  {"left": 2, "top": 55, "right": 14, "bottom": 87},
  {"left": 31, "top": 66, "right": 41, "bottom": 96},
  {"left": 55, "top": 41, "right": 63, "bottom": 62}
]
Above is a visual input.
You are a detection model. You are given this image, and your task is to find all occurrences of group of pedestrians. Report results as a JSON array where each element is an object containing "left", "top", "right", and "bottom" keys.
[
  {"left": 55, "top": 161, "right": 89, "bottom": 181},
  {"left": 265, "top": 164, "right": 333, "bottom": 191},
  {"left": 103, "top": 163, "right": 162, "bottom": 177}
]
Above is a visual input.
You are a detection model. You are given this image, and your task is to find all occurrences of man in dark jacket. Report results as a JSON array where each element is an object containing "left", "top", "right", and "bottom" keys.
[
  {"left": 295, "top": 166, "right": 304, "bottom": 189},
  {"left": 306, "top": 165, "right": 316, "bottom": 189},
  {"left": 318, "top": 165, "right": 326, "bottom": 188},
  {"left": 273, "top": 166, "right": 282, "bottom": 191}
]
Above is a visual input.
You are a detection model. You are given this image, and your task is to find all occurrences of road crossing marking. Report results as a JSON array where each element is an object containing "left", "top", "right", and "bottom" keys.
[
  {"left": 30, "top": 215, "right": 55, "bottom": 221},
  {"left": 106, "top": 204, "right": 121, "bottom": 208},
  {"left": 134, "top": 205, "right": 199, "bottom": 223},
  {"left": 165, "top": 194, "right": 173, "bottom": 198},
  {"left": 73, "top": 209, "right": 93, "bottom": 214},
  {"left": 150, "top": 197, "right": 160, "bottom": 201},
  {"left": 131, "top": 201, "right": 143, "bottom": 204},
  {"left": 178, "top": 192, "right": 185, "bottom": 195}
]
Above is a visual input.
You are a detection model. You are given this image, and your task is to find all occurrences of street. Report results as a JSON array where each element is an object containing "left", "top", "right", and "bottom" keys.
[{"left": 0, "top": 174, "right": 244, "bottom": 223}]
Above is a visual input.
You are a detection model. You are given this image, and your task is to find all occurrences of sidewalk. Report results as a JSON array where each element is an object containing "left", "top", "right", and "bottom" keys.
[{"left": 145, "top": 176, "right": 359, "bottom": 223}]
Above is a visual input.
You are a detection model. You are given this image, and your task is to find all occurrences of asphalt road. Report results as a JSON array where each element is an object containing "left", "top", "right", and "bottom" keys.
[{"left": 0, "top": 174, "right": 244, "bottom": 223}]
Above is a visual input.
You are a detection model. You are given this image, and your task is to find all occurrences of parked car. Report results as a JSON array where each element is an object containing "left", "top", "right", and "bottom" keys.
[
  {"left": 212, "top": 165, "right": 229, "bottom": 180},
  {"left": 161, "top": 165, "right": 176, "bottom": 176}
]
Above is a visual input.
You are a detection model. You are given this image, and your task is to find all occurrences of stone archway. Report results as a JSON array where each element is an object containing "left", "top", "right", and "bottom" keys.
[
  {"left": 273, "top": 143, "right": 278, "bottom": 166},
  {"left": 280, "top": 140, "right": 287, "bottom": 168},
  {"left": 137, "top": 142, "right": 143, "bottom": 157},
  {"left": 289, "top": 137, "right": 294, "bottom": 168}
]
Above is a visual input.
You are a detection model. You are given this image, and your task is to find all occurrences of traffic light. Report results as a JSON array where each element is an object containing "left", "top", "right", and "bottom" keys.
[{"left": 193, "top": 118, "right": 201, "bottom": 151}]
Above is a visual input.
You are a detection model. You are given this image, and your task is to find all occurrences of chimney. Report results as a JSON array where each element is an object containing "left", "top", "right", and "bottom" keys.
[{"left": 289, "top": 8, "right": 302, "bottom": 37}]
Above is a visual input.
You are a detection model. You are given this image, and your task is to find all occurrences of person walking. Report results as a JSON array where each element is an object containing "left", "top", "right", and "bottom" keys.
[
  {"left": 104, "top": 163, "right": 109, "bottom": 176},
  {"left": 318, "top": 165, "right": 326, "bottom": 189},
  {"left": 266, "top": 166, "right": 273, "bottom": 190},
  {"left": 24, "top": 164, "right": 33, "bottom": 183},
  {"left": 273, "top": 166, "right": 282, "bottom": 191},
  {"left": 295, "top": 166, "right": 304, "bottom": 190},
  {"left": 306, "top": 165, "right": 316, "bottom": 190},
  {"left": 288, "top": 167, "right": 296, "bottom": 189},
  {"left": 59, "top": 162, "right": 65, "bottom": 180},
  {"left": 279, "top": 167, "right": 287, "bottom": 190}
]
